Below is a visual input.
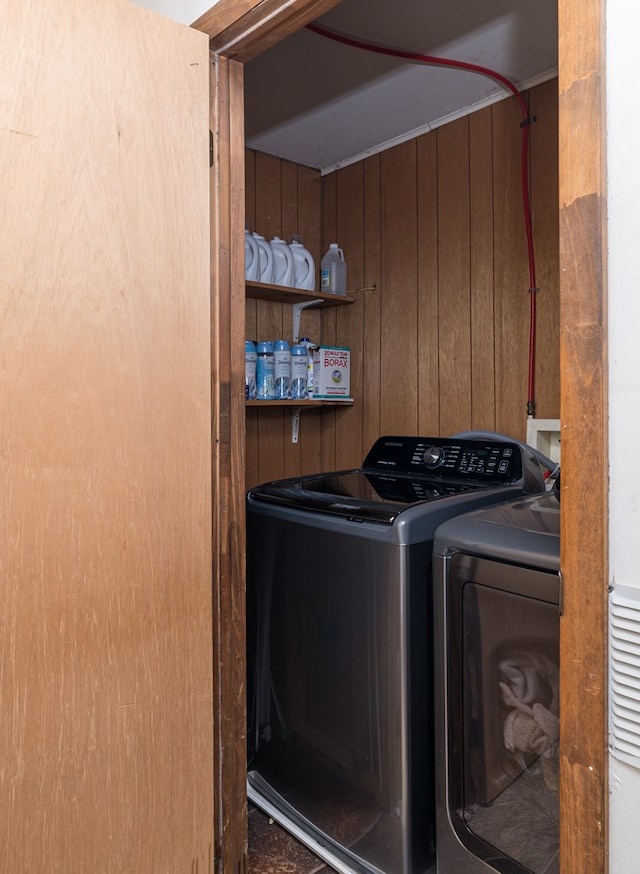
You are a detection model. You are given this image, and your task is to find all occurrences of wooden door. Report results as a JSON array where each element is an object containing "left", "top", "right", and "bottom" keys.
[{"left": 0, "top": 2, "right": 213, "bottom": 872}]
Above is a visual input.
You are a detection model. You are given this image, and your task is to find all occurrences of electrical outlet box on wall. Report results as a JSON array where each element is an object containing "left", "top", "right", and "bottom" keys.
[{"left": 526, "top": 418, "right": 561, "bottom": 464}]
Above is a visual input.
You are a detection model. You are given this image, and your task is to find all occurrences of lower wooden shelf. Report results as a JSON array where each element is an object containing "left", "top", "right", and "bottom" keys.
[{"left": 245, "top": 398, "right": 354, "bottom": 408}]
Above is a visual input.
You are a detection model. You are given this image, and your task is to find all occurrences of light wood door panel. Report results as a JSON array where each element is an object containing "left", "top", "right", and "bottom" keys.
[{"left": 0, "top": 2, "right": 212, "bottom": 871}]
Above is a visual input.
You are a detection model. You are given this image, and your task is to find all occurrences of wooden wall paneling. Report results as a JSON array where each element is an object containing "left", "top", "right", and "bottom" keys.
[
  {"left": 529, "top": 80, "right": 561, "bottom": 421},
  {"left": 244, "top": 152, "right": 325, "bottom": 488},
  {"left": 210, "top": 53, "right": 249, "bottom": 873},
  {"left": 254, "top": 151, "right": 287, "bottom": 484},
  {"left": 558, "top": 0, "right": 608, "bottom": 868},
  {"left": 334, "top": 161, "right": 366, "bottom": 469},
  {"left": 362, "top": 154, "right": 383, "bottom": 451},
  {"left": 320, "top": 171, "right": 339, "bottom": 466},
  {"left": 253, "top": 404, "right": 284, "bottom": 485},
  {"left": 245, "top": 149, "right": 260, "bottom": 490},
  {"left": 469, "top": 106, "right": 497, "bottom": 432},
  {"left": 297, "top": 163, "right": 323, "bottom": 264},
  {"left": 296, "top": 163, "right": 324, "bottom": 380},
  {"left": 380, "top": 140, "right": 419, "bottom": 435},
  {"left": 1, "top": 3, "right": 213, "bottom": 870},
  {"left": 246, "top": 83, "right": 560, "bottom": 486},
  {"left": 436, "top": 117, "right": 472, "bottom": 437},
  {"left": 492, "top": 96, "right": 531, "bottom": 441},
  {"left": 280, "top": 160, "right": 305, "bottom": 476},
  {"left": 281, "top": 157, "right": 300, "bottom": 240},
  {"left": 416, "top": 130, "right": 441, "bottom": 437},
  {"left": 295, "top": 165, "right": 325, "bottom": 476}
]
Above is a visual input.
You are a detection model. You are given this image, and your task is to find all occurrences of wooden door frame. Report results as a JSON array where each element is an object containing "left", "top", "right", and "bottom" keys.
[
  {"left": 197, "top": 0, "right": 609, "bottom": 870},
  {"left": 558, "top": 0, "right": 608, "bottom": 871}
]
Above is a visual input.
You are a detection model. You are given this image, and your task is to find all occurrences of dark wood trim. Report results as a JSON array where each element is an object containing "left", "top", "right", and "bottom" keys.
[
  {"left": 196, "top": 0, "right": 342, "bottom": 62},
  {"left": 209, "top": 50, "right": 249, "bottom": 872},
  {"left": 558, "top": 0, "right": 608, "bottom": 871}
]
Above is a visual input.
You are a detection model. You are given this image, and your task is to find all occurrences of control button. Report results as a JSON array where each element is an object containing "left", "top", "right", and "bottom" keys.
[
  {"left": 499, "top": 460, "right": 509, "bottom": 473},
  {"left": 502, "top": 447, "right": 513, "bottom": 457},
  {"left": 423, "top": 446, "right": 445, "bottom": 468}
]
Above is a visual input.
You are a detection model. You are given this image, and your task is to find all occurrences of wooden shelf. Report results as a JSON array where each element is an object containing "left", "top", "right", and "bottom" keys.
[
  {"left": 246, "top": 398, "right": 354, "bottom": 407},
  {"left": 245, "top": 280, "right": 354, "bottom": 307},
  {"left": 245, "top": 283, "right": 354, "bottom": 440}
]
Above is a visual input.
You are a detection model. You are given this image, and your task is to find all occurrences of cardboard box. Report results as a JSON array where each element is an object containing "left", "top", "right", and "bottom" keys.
[{"left": 312, "top": 345, "right": 351, "bottom": 398}]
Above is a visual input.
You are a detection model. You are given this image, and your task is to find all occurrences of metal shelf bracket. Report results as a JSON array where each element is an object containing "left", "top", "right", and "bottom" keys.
[
  {"left": 291, "top": 409, "right": 301, "bottom": 443},
  {"left": 292, "top": 299, "right": 322, "bottom": 343}
]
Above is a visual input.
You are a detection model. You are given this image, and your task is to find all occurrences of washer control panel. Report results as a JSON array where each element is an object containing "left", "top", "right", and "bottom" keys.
[{"left": 363, "top": 435, "right": 525, "bottom": 483}]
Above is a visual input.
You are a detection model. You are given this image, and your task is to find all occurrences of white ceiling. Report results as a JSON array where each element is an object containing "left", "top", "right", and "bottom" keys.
[{"left": 244, "top": 0, "right": 558, "bottom": 173}]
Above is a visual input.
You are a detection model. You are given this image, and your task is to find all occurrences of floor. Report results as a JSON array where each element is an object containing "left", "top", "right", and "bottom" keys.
[
  {"left": 248, "top": 755, "right": 559, "bottom": 874},
  {"left": 248, "top": 804, "right": 336, "bottom": 874}
]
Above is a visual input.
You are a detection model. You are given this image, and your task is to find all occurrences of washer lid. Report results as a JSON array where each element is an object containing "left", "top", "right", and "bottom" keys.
[{"left": 249, "top": 469, "right": 482, "bottom": 523}]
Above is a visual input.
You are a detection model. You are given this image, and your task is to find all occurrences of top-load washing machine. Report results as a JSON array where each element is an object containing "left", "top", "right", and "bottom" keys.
[
  {"left": 433, "top": 489, "right": 561, "bottom": 874},
  {"left": 246, "top": 434, "right": 547, "bottom": 874}
]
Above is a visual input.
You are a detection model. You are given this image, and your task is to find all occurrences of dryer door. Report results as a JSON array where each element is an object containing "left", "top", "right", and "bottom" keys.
[{"left": 446, "top": 555, "right": 560, "bottom": 874}]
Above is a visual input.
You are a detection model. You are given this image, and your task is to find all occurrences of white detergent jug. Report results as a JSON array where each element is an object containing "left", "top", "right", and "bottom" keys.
[
  {"left": 320, "top": 243, "right": 347, "bottom": 295},
  {"left": 290, "top": 241, "right": 316, "bottom": 291},
  {"left": 245, "top": 229, "right": 260, "bottom": 281},
  {"left": 253, "top": 232, "right": 274, "bottom": 284},
  {"left": 270, "top": 236, "right": 294, "bottom": 287}
]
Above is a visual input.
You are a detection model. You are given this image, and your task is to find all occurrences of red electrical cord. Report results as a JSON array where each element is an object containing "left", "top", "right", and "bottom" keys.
[{"left": 307, "top": 21, "right": 539, "bottom": 416}]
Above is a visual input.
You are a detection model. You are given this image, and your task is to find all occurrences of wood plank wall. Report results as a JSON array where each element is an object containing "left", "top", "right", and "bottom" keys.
[{"left": 245, "top": 78, "right": 559, "bottom": 489}]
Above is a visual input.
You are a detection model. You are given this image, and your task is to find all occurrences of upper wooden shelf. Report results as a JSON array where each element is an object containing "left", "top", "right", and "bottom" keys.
[{"left": 245, "top": 280, "right": 354, "bottom": 307}]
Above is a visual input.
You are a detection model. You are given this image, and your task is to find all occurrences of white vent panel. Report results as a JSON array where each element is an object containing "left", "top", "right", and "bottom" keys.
[{"left": 610, "top": 587, "right": 640, "bottom": 768}]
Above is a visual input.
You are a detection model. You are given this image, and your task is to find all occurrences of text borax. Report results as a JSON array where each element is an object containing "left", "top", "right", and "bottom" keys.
[{"left": 323, "top": 355, "right": 349, "bottom": 367}]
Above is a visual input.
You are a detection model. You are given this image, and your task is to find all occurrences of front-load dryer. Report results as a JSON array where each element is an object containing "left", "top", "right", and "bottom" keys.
[
  {"left": 246, "top": 435, "right": 547, "bottom": 874},
  {"left": 433, "top": 490, "right": 560, "bottom": 874}
]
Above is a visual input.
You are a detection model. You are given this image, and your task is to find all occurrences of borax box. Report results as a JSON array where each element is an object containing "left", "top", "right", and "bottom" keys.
[{"left": 312, "top": 345, "right": 351, "bottom": 399}]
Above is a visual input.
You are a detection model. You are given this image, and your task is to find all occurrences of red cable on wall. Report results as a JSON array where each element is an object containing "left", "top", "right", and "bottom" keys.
[{"left": 307, "top": 21, "right": 539, "bottom": 417}]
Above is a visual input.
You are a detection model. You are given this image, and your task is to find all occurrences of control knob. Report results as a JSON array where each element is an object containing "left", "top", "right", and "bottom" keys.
[{"left": 422, "top": 446, "right": 445, "bottom": 468}]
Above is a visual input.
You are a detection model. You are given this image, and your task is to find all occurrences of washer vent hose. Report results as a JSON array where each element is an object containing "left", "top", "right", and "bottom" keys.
[{"left": 451, "top": 429, "right": 559, "bottom": 479}]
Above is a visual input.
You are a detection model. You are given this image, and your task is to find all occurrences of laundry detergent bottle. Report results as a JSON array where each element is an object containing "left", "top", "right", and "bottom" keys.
[{"left": 290, "top": 237, "right": 316, "bottom": 291}]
